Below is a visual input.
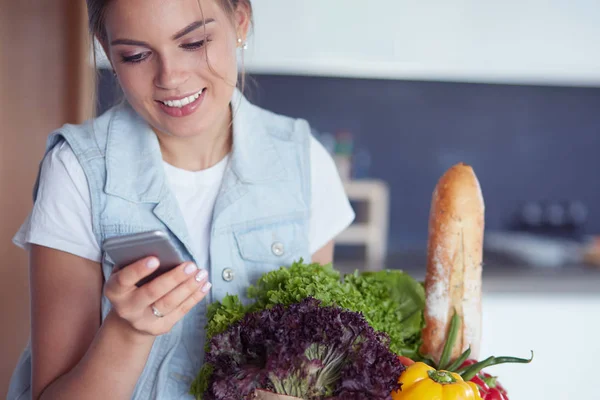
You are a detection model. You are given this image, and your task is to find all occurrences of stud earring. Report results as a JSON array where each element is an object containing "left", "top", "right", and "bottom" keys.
[
  {"left": 112, "top": 69, "right": 117, "bottom": 77},
  {"left": 237, "top": 37, "right": 248, "bottom": 50}
]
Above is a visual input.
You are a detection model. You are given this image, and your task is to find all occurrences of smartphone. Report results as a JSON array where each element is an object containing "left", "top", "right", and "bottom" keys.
[{"left": 103, "top": 230, "right": 187, "bottom": 287}]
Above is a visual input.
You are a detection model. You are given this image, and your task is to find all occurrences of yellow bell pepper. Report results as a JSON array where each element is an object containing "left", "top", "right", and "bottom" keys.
[{"left": 392, "top": 362, "right": 483, "bottom": 400}]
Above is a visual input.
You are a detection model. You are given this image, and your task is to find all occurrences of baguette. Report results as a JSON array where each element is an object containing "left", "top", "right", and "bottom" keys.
[{"left": 420, "top": 163, "right": 485, "bottom": 365}]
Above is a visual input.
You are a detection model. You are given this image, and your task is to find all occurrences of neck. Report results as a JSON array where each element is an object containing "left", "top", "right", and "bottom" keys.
[{"left": 157, "top": 106, "right": 233, "bottom": 171}]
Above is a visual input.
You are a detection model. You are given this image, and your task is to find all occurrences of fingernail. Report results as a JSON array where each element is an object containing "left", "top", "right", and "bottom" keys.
[
  {"left": 195, "top": 269, "right": 208, "bottom": 282},
  {"left": 184, "top": 263, "right": 198, "bottom": 275},
  {"left": 201, "top": 282, "right": 212, "bottom": 293},
  {"left": 146, "top": 258, "right": 159, "bottom": 269}
]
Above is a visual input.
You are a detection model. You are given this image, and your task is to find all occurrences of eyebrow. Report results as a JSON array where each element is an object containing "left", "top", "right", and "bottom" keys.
[
  {"left": 172, "top": 19, "right": 214, "bottom": 40},
  {"left": 110, "top": 19, "right": 215, "bottom": 46}
]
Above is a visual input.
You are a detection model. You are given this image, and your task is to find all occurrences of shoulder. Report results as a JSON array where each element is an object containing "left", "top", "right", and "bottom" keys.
[
  {"left": 39, "top": 141, "right": 89, "bottom": 198},
  {"left": 308, "top": 135, "right": 348, "bottom": 202},
  {"left": 44, "top": 140, "right": 81, "bottom": 170},
  {"left": 308, "top": 135, "right": 335, "bottom": 169},
  {"left": 32, "top": 105, "right": 123, "bottom": 203}
]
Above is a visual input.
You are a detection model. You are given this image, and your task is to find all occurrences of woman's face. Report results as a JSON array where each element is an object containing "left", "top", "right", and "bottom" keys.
[{"left": 102, "top": 0, "right": 248, "bottom": 138}]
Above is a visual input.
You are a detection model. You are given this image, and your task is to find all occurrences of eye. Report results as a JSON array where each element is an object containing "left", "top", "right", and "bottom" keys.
[
  {"left": 180, "top": 39, "right": 210, "bottom": 51},
  {"left": 121, "top": 52, "right": 151, "bottom": 64}
]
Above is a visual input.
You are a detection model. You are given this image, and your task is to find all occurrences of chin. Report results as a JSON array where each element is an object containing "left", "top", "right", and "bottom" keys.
[{"left": 158, "top": 121, "right": 208, "bottom": 138}]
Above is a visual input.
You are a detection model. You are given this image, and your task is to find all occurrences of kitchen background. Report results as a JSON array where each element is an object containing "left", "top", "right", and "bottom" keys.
[{"left": 2, "top": 1, "right": 600, "bottom": 398}]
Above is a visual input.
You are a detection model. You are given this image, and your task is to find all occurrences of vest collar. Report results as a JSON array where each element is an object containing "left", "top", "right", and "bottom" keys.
[{"left": 104, "top": 88, "right": 286, "bottom": 203}]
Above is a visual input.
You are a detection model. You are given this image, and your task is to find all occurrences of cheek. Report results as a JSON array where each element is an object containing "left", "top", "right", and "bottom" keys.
[
  {"left": 204, "top": 41, "right": 239, "bottom": 83},
  {"left": 118, "top": 68, "right": 153, "bottom": 101}
]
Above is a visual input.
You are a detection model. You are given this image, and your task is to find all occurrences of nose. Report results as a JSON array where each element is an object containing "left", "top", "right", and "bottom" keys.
[{"left": 154, "top": 57, "right": 189, "bottom": 90}]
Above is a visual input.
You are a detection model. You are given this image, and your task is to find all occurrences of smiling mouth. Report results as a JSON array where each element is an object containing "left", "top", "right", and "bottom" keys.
[{"left": 159, "top": 88, "right": 205, "bottom": 108}]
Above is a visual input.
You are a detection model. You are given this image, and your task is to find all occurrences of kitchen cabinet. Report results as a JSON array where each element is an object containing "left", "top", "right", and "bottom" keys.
[
  {"left": 241, "top": 0, "right": 600, "bottom": 87},
  {"left": 480, "top": 293, "right": 600, "bottom": 399}
]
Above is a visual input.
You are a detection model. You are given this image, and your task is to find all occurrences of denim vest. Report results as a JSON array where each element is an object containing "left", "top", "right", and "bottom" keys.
[{"left": 8, "top": 89, "right": 312, "bottom": 399}]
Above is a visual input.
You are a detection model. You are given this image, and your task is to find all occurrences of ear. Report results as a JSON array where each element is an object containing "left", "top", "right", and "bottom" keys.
[{"left": 233, "top": 1, "right": 252, "bottom": 41}]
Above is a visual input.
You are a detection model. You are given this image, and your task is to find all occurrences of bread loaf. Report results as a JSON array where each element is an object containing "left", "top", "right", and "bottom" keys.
[{"left": 420, "top": 163, "right": 485, "bottom": 365}]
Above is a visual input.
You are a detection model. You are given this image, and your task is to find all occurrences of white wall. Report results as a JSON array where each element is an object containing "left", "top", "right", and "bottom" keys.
[
  {"left": 94, "top": 1, "right": 600, "bottom": 86},
  {"left": 481, "top": 293, "right": 599, "bottom": 399}
]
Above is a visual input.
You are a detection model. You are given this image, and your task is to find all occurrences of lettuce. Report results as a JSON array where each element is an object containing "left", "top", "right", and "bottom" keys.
[
  {"left": 204, "top": 261, "right": 425, "bottom": 356},
  {"left": 197, "top": 297, "right": 404, "bottom": 400},
  {"left": 246, "top": 261, "right": 426, "bottom": 357},
  {"left": 193, "top": 261, "right": 426, "bottom": 399}
]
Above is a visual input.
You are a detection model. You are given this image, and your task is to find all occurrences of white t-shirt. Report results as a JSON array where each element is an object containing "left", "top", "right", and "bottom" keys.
[{"left": 13, "top": 135, "right": 355, "bottom": 268}]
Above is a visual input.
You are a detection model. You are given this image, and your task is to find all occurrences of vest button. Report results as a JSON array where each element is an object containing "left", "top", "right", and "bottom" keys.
[
  {"left": 222, "top": 268, "right": 235, "bottom": 282},
  {"left": 271, "top": 242, "right": 285, "bottom": 257}
]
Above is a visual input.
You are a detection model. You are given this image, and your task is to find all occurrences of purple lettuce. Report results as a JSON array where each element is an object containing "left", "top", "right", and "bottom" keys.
[{"left": 200, "top": 297, "right": 404, "bottom": 400}]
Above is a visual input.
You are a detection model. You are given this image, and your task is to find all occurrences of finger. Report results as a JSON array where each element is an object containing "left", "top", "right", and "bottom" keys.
[
  {"left": 135, "top": 261, "right": 201, "bottom": 306},
  {"left": 108, "top": 256, "right": 160, "bottom": 294},
  {"left": 161, "top": 281, "right": 212, "bottom": 324},
  {"left": 151, "top": 269, "right": 209, "bottom": 316}
]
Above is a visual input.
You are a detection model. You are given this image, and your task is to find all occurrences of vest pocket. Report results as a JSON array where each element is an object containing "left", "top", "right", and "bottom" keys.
[{"left": 233, "top": 218, "right": 305, "bottom": 265}]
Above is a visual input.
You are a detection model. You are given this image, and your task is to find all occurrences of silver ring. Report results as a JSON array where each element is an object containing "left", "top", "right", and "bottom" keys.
[{"left": 151, "top": 305, "right": 165, "bottom": 318}]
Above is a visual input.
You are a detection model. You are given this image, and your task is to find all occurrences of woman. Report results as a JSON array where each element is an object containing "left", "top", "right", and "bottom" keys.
[{"left": 7, "top": 0, "right": 354, "bottom": 399}]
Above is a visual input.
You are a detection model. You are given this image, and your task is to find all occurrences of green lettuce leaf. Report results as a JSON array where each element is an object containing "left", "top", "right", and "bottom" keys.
[
  {"left": 246, "top": 260, "right": 360, "bottom": 312},
  {"left": 345, "top": 270, "right": 426, "bottom": 358},
  {"left": 204, "top": 294, "right": 246, "bottom": 340}
]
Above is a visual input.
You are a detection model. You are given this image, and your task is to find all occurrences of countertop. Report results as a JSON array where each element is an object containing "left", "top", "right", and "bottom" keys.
[{"left": 334, "top": 250, "right": 600, "bottom": 294}]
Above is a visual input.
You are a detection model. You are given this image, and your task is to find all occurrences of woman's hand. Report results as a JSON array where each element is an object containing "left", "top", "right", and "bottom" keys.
[{"left": 104, "top": 257, "right": 212, "bottom": 336}]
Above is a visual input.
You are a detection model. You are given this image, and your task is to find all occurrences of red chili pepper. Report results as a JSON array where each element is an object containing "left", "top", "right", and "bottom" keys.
[
  {"left": 469, "top": 374, "right": 490, "bottom": 392},
  {"left": 460, "top": 360, "right": 509, "bottom": 400}
]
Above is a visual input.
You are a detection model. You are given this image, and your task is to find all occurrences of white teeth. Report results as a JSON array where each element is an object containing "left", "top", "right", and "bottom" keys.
[{"left": 162, "top": 89, "right": 203, "bottom": 108}]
